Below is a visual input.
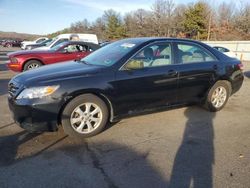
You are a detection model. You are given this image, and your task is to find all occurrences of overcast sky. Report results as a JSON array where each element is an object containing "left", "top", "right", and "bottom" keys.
[{"left": 0, "top": 0, "right": 247, "bottom": 35}]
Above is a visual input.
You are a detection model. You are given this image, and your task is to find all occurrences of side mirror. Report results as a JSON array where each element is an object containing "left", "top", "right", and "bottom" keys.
[{"left": 124, "top": 60, "right": 144, "bottom": 70}]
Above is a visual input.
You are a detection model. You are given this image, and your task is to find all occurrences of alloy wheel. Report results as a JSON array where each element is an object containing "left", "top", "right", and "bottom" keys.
[
  {"left": 211, "top": 86, "right": 227, "bottom": 108},
  {"left": 70, "top": 102, "right": 103, "bottom": 134}
]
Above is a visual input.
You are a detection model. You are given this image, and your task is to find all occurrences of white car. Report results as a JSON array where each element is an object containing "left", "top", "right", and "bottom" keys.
[
  {"left": 213, "top": 46, "right": 239, "bottom": 59},
  {"left": 21, "top": 37, "right": 48, "bottom": 50},
  {"left": 35, "top": 33, "right": 98, "bottom": 51}
]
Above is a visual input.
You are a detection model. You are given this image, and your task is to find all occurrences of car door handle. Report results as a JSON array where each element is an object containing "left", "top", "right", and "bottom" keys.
[
  {"left": 167, "top": 70, "right": 178, "bottom": 76},
  {"left": 213, "top": 65, "right": 218, "bottom": 70}
]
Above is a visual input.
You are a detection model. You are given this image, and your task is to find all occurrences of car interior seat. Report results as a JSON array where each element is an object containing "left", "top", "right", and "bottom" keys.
[
  {"left": 181, "top": 51, "right": 193, "bottom": 63},
  {"left": 152, "top": 46, "right": 171, "bottom": 66},
  {"left": 192, "top": 50, "right": 206, "bottom": 62},
  {"left": 143, "top": 48, "right": 154, "bottom": 67}
]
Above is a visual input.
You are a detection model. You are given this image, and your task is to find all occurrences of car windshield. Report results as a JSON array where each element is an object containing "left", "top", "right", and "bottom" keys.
[
  {"left": 45, "top": 37, "right": 57, "bottom": 47},
  {"left": 50, "top": 41, "right": 68, "bottom": 51},
  {"left": 81, "top": 40, "right": 139, "bottom": 66},
  {"left": 42, "top": 39, "right": 52, "bottom": 45}
]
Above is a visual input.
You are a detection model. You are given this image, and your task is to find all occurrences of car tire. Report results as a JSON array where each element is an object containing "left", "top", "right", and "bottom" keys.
[
  {"left": 23, "top": 60, "right": 42, "bottom": 71},
  {"left": 61, "top": 94, "right": 109, "bottom": 138},
  {"left": 205, "top": 80, "right": 231, "bottom": 112}
]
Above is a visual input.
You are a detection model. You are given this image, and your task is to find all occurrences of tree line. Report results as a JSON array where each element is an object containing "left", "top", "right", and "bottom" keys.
[{"left": 48, "top": 0, "right": 250, "bottom": 41}]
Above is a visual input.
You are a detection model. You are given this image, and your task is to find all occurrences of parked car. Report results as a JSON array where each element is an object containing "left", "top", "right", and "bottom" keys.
[
  {"left": 1, "top": 39, "right": 22, "bottom": 48},
  {"left": 0, "top": 39, "right": 6, "bottom": 46},
  {"left": 8, "top": 38, "right": 244, "bottom": 138},
  {"left": 7, "top": 41, "right": 100, "bottom": 72},
  {"left": 35, "top": 33, "right": 99, "bottom": 51},
  {"left": 213, "top": 46, "right": 238, "bottom": 59},
  {"left": 21, "top": 37, "right": 48, "bottom": 50},
  {"left": 25, "top": 39, "right": 53, "bottom": 50},
  {"left": 99, "top": 41, "right": 111, "bottom": 47}
]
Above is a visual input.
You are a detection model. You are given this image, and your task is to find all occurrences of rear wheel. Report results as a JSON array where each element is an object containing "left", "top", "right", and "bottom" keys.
[
  {"left": 61, "top": 94, "right": 109, "bottom": 138},
  {"left": 23, "top": 60, "right": 42, "bottom": 71},
  {"left": 205, "top": 81, "right": 231, "bottom": 112}
]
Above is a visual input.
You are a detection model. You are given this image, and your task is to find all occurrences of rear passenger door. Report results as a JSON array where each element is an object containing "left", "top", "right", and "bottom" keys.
[{"left": 174, "top": 42, "right": 219, "bottom": 103}]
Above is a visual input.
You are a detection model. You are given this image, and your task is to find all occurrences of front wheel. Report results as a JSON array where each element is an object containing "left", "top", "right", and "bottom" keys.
[
  {"left": 23, "top": 60, "right": 42, "bottom": 71},
  {"left": 61, "top": 94, "right": 109, "bottom": 138},
  {"left": 205, "top": 81, "right": 231, "bottom": 112}
]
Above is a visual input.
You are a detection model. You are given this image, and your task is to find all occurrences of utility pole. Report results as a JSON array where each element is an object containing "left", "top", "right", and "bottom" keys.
[{"left": 207, "top": 12, "right": 212, "bottom": 41}]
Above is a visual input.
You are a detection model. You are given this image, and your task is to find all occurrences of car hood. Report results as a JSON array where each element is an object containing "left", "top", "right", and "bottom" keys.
[
  {"left": 7, "top": 50, "right": 52, "bottom": 57},
  {"left": 12, "top": 61, "right": 104, "bottom": 87}
]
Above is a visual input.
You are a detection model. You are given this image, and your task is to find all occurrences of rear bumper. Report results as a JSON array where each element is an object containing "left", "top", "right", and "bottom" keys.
[
  {"left": 8, "top": 96, "right": 63, "bottom": 132},
  {"left": 231, "top": 70, "right": 244, "bottom": 94}
]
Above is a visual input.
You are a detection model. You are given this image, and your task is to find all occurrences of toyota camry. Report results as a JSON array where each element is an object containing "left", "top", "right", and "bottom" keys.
[{"left": 8, "top": 38, "right": 244, "bottom": 138}]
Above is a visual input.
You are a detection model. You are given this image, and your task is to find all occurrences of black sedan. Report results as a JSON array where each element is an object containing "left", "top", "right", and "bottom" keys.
[{"left": 8, "top": 38, "right": 244, "bottom": 138}]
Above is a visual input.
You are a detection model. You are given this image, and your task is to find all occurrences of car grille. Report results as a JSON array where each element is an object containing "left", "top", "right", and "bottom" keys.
[{"left": 8, "top": 80, "right": 23, "bottom": 98}]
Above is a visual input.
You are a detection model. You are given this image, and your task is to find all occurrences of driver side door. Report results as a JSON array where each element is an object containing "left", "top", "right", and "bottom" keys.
[
  {"left": 52, "top": 44, "right": 86, "bottom": 64},
  {"left": 113, "top": 42, "right": 180, "bottom": 116}
]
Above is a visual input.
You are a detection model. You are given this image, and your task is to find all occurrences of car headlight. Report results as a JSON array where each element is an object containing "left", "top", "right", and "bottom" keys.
[
  {"left": 27, "top": 46, "right": 32, "bottom": 50},
  {"left": 10, "top": 57, "right": 18, "bottom": 63},
  {"left": 16, "top": 85, "right": 59, "bottom": 99}
]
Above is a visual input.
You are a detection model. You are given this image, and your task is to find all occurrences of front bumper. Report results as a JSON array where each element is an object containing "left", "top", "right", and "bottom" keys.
[
  {"left": 8, "top": 96, "right": 63, "bottom": 132},
  {"left": 6, "top": 62, "right": 22, "bottom": 72}
]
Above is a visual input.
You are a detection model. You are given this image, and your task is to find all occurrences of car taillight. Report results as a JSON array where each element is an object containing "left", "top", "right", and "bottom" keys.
[
  {"left": 10, "top": 57, "right": 18, "bottom": 63},
  {"left": 237, "top": 63, "right": 243, "bottom": 71}
]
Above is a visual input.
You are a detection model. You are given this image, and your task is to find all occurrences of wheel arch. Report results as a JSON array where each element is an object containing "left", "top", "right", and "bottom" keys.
[
  {"left": 22, "top": 58, "right": 44, "bottom": 71},
  {"left": 202, "top": 78, "right": 232, "bottom": 103},
  {"left": 214, "top": 78, "right": 232, "bottom": 95},
  {"left": 57, "top": 90, "right": 115, "bottom": 126}
]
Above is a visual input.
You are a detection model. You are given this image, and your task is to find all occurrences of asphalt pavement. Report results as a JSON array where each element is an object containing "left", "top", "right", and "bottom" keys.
[{"left": 0, "top": 48, "right": 250, "bottom": 188}]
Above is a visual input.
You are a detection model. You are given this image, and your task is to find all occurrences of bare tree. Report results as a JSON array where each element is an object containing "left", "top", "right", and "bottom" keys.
[
  {"left": 49, "top": 0, "right": 250, "bottom": 41},
  {"left": 217, "top": 2, "right": 234, "bottom": 28}
]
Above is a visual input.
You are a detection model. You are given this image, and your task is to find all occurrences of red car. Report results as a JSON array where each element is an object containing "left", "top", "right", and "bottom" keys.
[{"left": 7, "top": 41, "right": 100, "bottom": 72}]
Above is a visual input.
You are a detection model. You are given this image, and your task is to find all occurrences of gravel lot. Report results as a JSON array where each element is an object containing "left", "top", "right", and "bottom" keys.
[{"left": 0, "top": 48, "right": 250, "bottom": 188}]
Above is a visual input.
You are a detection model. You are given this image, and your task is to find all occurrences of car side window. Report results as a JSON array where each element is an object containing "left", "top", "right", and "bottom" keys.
[
  {"left": 177, "top": 43, "right": 216, "bottom": 64},
  {"left": 53, "top": 38, "right": 69, "bottom": 48},
  {"left": 123, "top": 43, "right": 172, "bottom": 70},
  {"left": 219, "top": 47, "right": 229, "bottom": 53},
  {"left": 79, "top": 45, "right": 88, "bottom": 52},
  {"left": 65, "top": 44, "right": 88, "bottom": 53},
  {"left": 36, "top": 39, "right": 45, "bottom": 43}
]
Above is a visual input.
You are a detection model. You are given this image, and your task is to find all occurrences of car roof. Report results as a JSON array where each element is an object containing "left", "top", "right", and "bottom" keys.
[
  {"left": 116, "top": 37, "right": 208, "bottom": 46},
  {"left": 115, "top": 37, "right": 232, "bottom": 61}
]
